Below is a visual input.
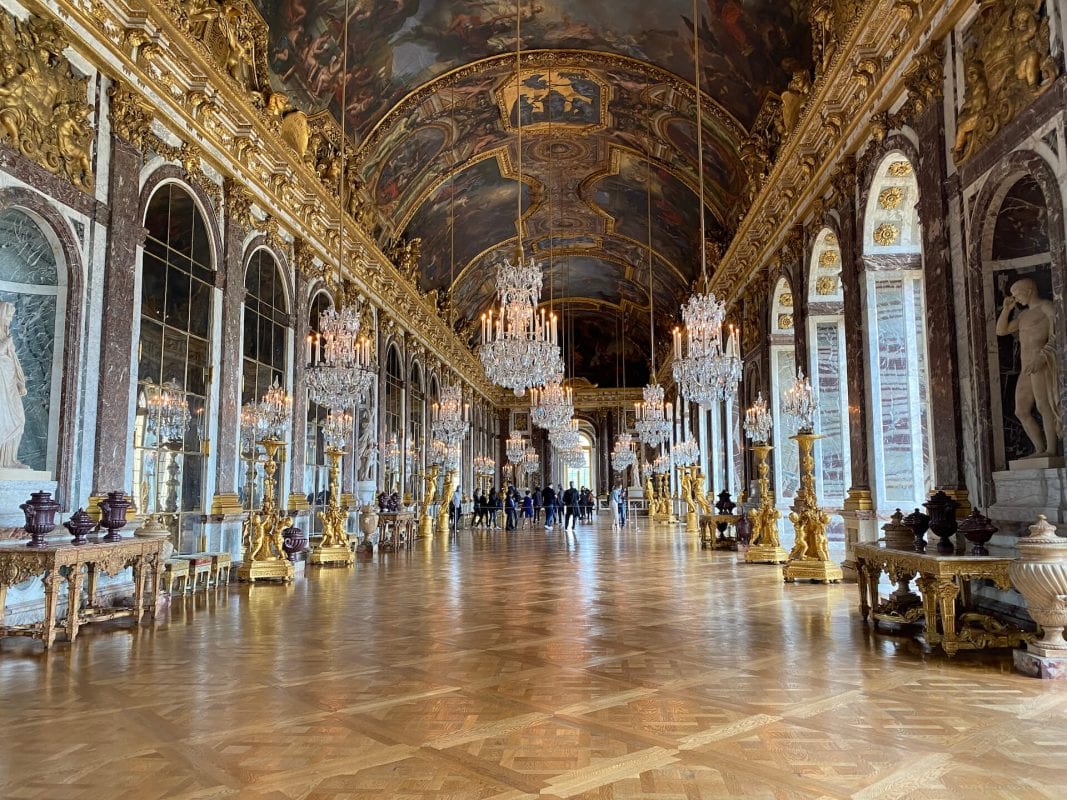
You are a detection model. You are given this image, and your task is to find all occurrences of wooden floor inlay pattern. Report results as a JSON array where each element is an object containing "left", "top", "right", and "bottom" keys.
[{"left": 3, "top": 519, "right": 1066, "bottom": 799}]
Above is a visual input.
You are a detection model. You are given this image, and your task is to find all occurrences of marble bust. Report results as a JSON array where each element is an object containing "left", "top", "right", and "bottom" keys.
[
  {"left": 0, "top": 300, "right": 28, "bottom": 469},
  {"left": 996, "top": 278, "right": 1062, "bottom": 458}
]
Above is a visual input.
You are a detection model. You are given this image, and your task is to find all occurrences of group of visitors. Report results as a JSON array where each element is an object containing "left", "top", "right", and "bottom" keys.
[
  {"left": 609, "top": 483, "right": 628, "bottom": 530},
  {"left": 463, "top": 482, "right": 599, "bottom": 532}
]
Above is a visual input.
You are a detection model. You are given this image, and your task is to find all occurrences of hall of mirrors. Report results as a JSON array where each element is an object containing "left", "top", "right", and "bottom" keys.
[{"left": 3, "top": 0, "right": 1067, "bottom": 796}]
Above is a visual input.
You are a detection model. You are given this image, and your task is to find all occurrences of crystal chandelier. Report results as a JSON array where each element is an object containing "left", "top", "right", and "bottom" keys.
[
  {"left": 783, "top": 368, "right": 818, "bottom": 434},
  {"left": 522, "top": 445, "right": 540, "bottom": 474},
  {"left": 634, "top": 384, "right": 672, "bottom": 446},
  {"left": 259, "top": 378, "right": 292, "bottom": 439},
  {"left": 431, "top": 383, "right": 470, "bottom": 445},
  {"left": 474, "top": 454, "right": 496, "bottom": 477},
  {"left": 652, "top": 452, "right": 671, "bottom": 474},
  {"left": 558, "top": 444, "right": 586, "bottom": 469},
  {"left": 672, "top": 296, "right": 741, "bottom": 406},
  {"left": 506, "top": 431, "right": 528, "bottom": 464},
  {"left": 441, "top": 441, "right": 461, "bottom": 470},
  {"left": 380, "top": 433, "right": 400, "bottom": 474},
  {"left": 478, "top": 255, "right": 563, "bottom": 396},
  {"left": 322, "top": 409, "right": 352, "bottom": 450},
  {"left": 429, "top": 437, "right": 450, "bottom": 466},
  {"left": 549, "top": 419, "right": 580, "bottom": 451},
  {"left": 672, "top": 436, "right": 700, "bottom": 467},
  {"left": 744, "top": 392, "right": 773, "bottom": 444},
  {"left": 240, "top": 402, "right": 264, "bottom": 452},
  {"left": 671, "top": 0, "right": 740, "bottom": 407},
  {"left": 148, "top": 378, "right": 191, "bottom": 442},
  {"left": 305, "top": 304, "right": 375, "bottom": 410},
  {"left": 530, "top": 374, "right": 573, "bottom": 432},
  {"left": 611, "top": 432, "right": 636, "bottom": 473}
]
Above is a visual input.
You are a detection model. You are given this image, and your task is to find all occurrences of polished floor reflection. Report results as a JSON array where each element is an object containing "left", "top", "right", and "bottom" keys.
[{"left": 2, "top": 517, "right": 1066, "bottom": 799}]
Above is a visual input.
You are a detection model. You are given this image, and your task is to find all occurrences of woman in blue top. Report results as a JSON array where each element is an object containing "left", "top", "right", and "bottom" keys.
[{"left": 522, "top": 491, "right": 533, "bottom": 528}]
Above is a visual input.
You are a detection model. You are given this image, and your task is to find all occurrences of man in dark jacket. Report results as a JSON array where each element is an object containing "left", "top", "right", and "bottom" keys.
[
  {"left": 542, "top": 483, "right": 556, "bottom": 529},
  {"left": 562, "top": 482, "right": 579, "bottom": 531}
]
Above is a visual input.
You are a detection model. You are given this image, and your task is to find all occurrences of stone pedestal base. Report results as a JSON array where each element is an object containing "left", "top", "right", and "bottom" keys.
[
  {"left": 686, "top": 511, "right": 698, "bottom": 534},
  {"left": 745, "top": 544, "right": 788, "bottom": 564},
  {"left": 1014, "top": 647, "right": 1067, "bottom": 679},
  {"left": 784, "top": 559, "right": 843, "bottom": 583},
  {"left": 307, "top": 543, "right": 354, "bottom": 567},
  {"left": 237, "top": 559, "right": 295, "bottom": 583},
  {"left": 840, "top": 489, "right": 877, "bottom": 583},
  {"left": 418, "top": 513, "right": 434, "bottom": 539},
  {"left": 990, "top": 467, "right": 1067, "bottom": 523}
]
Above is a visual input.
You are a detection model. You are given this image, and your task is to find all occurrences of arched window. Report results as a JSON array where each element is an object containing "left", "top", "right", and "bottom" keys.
[
  {"left": 770, "top": 277, "right": 799, "bottom": 505},
  {"left": 242, "top": 248, "right": 289, "bottom": 405},
  {"left": 0, "top": 209, "right": 66, "bottom": 476},
  {"left": 133, "top": 184, "right": 215, "bottom": 539},
  {"left": 384, "top": 344, "right": 403, "bottom": 490},
  {"left": 305, "top": 291, "right": 331, "bottom": 531},
  {"left": 807, "top": 228, "right": 850, "bottom": 505},
  {"left": 409, "top": 361, "right": 424, "bottom": 490},
  {"left": 864, "top": 155, "right": 933, "bottom": 510}
]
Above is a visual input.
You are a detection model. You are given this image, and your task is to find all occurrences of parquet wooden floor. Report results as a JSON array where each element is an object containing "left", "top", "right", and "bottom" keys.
[{"left": 3, "top": 518, "right": 1067, "bottom": 799}]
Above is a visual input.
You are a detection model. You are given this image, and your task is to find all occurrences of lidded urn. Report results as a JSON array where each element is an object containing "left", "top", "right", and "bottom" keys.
[{"left": 1010, "top": 515, "right": 1067, "bottom": 658}]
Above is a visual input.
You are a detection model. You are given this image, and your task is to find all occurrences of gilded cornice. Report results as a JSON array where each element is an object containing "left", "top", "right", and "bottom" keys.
[
  {"left": 501, "top": 387, "right": 644, "bottom": 411},
  {"left": 710, "top": 0, "right": 972, "bottom": 302},
  {"left": 45, "top": 0, "right": 500, "bottom": 403}
]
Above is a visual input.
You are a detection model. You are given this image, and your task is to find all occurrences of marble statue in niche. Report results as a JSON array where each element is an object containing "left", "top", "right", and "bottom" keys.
[
  {"left": 996, "top": 277, "right": 1061, "bottom": 458},
  {"left": 0, "top": 301, "right": 27, "bottom": 468}
]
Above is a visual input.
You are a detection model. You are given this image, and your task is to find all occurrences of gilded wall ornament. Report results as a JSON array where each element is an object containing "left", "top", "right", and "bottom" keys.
[
  {"left": 778, "top": 313, "right": 794, "bottom": 330},
  {"left": 108, "top": 80, "right": 154, "bottom": 146},
  {"left": 873, "top": 222, "right": 899, "bottom": 246},
  {"left": 887, "top": 160, "right": 913, "bottom": 177},
  {"left": 815, "top": 275, "right": 838, "bottom": 295},
  {"left": 953, "top": 0, "right": 1059, "bottom": 163},
  {"left": 178, "top": 0, "right": 271, "bottom": 103},
  {"left": 780, "top": 292, "right": 793, "bottom": 308},
  {"left": 819, "top": 248, "right": 840, "bottom": 267},
  {"left": 0, "top": 9, "right": 94, "bottom": 190},
  {"left": 878, "top": 186, "right": 904, "bottom": 209}
]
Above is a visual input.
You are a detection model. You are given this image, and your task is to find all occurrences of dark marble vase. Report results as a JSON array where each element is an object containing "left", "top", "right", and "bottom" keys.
[
  {"left": 64, "top": 508, "right": 95, "bottom": 546},
  {"left": 958, "top": 509, "right": 997, "bottom": 556},
  {"left": 715, "top": 490, "right": 736, "bottom": 537},
  {"left": 21, "top": 491, "right": 61, "bottom": 548},
  {"left": 903, "top": 508, "right": 930, "bottom": 551},
  {"left": 282, "top": 525, "right": 308, "bottom": 562},
  {"left": 923, "top": 491, "right": 959, "bottom": 554},
  {"left": 98, "top": 491, "right": 131, "bottom": 543}
]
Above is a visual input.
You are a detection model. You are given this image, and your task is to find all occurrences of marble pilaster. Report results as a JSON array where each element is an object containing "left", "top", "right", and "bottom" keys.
[
  {"left": 288, "top": 268, "right": 310, "bottom": 510},
  {"left": 90, "top": 135, "right": 142, "bottom": 500}
]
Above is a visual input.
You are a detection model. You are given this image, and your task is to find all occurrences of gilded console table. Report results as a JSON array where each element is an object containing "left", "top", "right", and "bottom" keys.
[
  {"left": 377, "top": 512, "right": 416, "bottom": 552},
  {"left": 0, "top": 536, "right": 165, "bottom": 649},
  {"left": 855, "top": 542, "right": 1032, "bottom": 657}
]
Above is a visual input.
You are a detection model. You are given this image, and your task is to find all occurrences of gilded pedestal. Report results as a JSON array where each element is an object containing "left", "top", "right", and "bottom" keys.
[
  {"left": 436, "top": 468, "right": 457, "bottom": 536},
  {"left": 419, "top": 465, "right": 440, "bottom": 539},
  {"left": 745, "top": 444, "right": 788, "bottom": 564},
  {"left": 783, "top": 433, "right": 842, "bottom": 583},
  {"left": 308, "top": 447, "right": 354, "bottom": 567},
  {"left": 238, "top": 438, "right": 295, "bottom": 583}
]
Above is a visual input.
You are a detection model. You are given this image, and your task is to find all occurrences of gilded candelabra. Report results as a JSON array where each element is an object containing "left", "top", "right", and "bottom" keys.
[
  {"left": 419, "top": 464, "right": 440, "bottom": 538},
  {"left": 308, "top": 446, "right": 354, "bottom": 566},
  {"left": 745, "top": 444, "right": 787, "bottom": 564},
  {"left": 436, "top": 468, "right": 458, "bottom": 536},
  {"left": 783, "top": 433, "right": 842, "bottom": 582},
  {"left": 679, "top": 467, "right": 698, "bottom": 534},
  {"left": 238, "top": 438, "right": 295, "bottom": 583}
]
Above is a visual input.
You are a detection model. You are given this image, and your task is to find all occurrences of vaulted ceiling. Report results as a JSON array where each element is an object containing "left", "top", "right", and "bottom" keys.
[{"left": 257, "top": 1, "right": 811, "bottom": 386}]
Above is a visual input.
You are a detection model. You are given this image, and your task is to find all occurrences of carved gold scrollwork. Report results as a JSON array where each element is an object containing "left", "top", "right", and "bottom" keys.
[
  {"left": 224, "top": 175, "right": 255, "bottom": 231},
  {"left": 108, "top": 80, "right": 154, "bottom": 147},
  {"left": 953, "top": 0, "right": 1059, "bottom": 163},
  {"left": 0, "top": 7, "right": 94, "bottom": 190}
]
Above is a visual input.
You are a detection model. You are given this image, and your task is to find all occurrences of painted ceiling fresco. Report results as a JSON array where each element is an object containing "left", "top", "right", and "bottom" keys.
[
  {"left": 254, "top": 1, "right": 812, "bottom": 385},
  {"left": 257, "top": 0, "right": 809, "bottom": 136}
]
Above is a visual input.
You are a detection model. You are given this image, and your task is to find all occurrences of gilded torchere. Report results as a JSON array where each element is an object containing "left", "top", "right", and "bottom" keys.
[
  {"left": 783, "top": 432, "right": 842, "bottom": 583},
  {"left": 238, "top": 437, "right": 295, "bottom": 583},
  {"left": 436, "top": 468, "right": 458, "bottom": 536},
  {"left": 308, "top": 446, "right": 354, "bottom": 567},
  {"left": 745, "top": 444, "right": 787, "bottom": 564},
  {"left": 419, "top": 464, "right": 440, "bottom": 538}
]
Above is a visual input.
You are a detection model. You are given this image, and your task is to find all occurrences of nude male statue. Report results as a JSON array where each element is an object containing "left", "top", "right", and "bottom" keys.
[{"left": 996, "top": 277, "right": 1061, "bottom": 457}]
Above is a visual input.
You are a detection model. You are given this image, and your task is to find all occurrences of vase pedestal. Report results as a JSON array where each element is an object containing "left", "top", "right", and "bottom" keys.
[
  {"left": 685, "top": 510, "right": 698, "bottom": 534},
  {"left": 308, "top": 543, "right": 353, "bottom": 566},
  {"left": 1014, "top": 648, "right": 1067, "bottom": 680},
  {"left": 783, "top": 558, "right": 843, "bottom": 583},
  {"left": 746, "top": 544, "right": 788, "bottom": 564},
  {"left": 237, "top": 558, "right": 294, "bottom": 583}
]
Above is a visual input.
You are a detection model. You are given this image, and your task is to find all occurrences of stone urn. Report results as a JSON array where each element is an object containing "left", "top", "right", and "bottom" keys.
[
  {"left": 64, "top": 508, "right": 95, "bottom": 546},
  {"left": 358, "top": 509, "right": 379, "bottom": 552},
  {"left": 282, "top": 525, "right": 308, "bottom": 562},
  {"left": 135, "top": 514, "right": 175, "bottom": 560},
  {"left": 98, "top": 491, "right": 131, "bottom": 543},
  {"left": 882, "top": 509, "right": 912, "bottom": 550},
  {"left": 958, "top": 509, "right": 997, "bottom": 556},
  {"left": 21, "top": 490, "right": 61, "bottom": 548},
  {"left": 1010, "top": 515, "right": 1067, "bottom": 658},
  {"left": 923, "top": 491, "right": 959, "bottom": 554},
  {"left": 904, "top": 508, "right": 930, "bottom": 551}
]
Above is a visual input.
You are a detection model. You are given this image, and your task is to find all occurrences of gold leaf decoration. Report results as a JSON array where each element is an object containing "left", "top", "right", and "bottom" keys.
[
  {"left": 887, "top": 160, "right": 913, "bottom": 177},
  {"left": 777, "top": 313, "right": 794, "bottom": 330},
  {"left": 873, "top": 222, "right": 899, "bottom": 246},
  {"left": 780, "top": 292, "right": 793, "bottom": 308},
  {"left": 818, "top": 248, "right": 840, "bottom": 267},
  {"left": 815, "top": 276, "right": 838, "bottom": 295},
  {"left": 878, "top": 186, "right": 904, "bottom": 209}
]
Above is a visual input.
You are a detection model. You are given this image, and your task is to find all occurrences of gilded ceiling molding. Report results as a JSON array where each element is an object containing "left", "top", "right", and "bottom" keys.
[
  {"left": 44, "top": 0, "right": 501, "bottom": 403},
  {"left": 710, "top": 0, "right": 967, "bottom": 302}
]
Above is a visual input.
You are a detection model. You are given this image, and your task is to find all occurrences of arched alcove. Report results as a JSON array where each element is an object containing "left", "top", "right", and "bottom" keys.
[
  {"left": 862, "top": 154, "right": 933, "bottom": 511},
  {"left": 305, "top": 289, "right": 332, "bottom": 532},
  {"left": 769, "top": 276, "right": 799, "bottom": 505}
]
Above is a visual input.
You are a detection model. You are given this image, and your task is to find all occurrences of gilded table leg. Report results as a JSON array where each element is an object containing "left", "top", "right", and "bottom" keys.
[
  {"left": 149, "top": 556, "right": 162, "bottom": 620},
  {"left": 42, "top": 572, "right": 60, "bottom": 649},
  {"left": 937, "top": 577, "right": 962, "bottom": 657},
  {"left": 0, "top": 583, "right": 7, "bottom": 627},
  {"left": 65, "top": 565, "right": 85, "bottom": 643},
  {"left": 915, "top": 575, "right": 940, "bottom": 647},
  {"left": 132, "top": 559, "right": 146, "bottom": 623},
  {"left": 857, "top": 560, "right": 871, "bottom": 622},
  {"left": 86, "top": 563, "right": 98, "bottom": 610},
  {"left": 864, "top": 563, "right": 882, "bottom": 625}
]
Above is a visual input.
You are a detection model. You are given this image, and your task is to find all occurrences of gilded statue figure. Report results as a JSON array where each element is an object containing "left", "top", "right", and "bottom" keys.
[
  {"left": 680, "top": 469, "right": 694, "bottom": 516},
  {"left": 0, "top": 301, "right": 28, "bottom": 469},
  {"left": 55, "top": 103, "right": 93, "bottom": 189},
  {"left": 692, "top": 467, "right": 712, "bottom": 515},
  {"left": 952, "top": 61, "right": 989, "bottom": 161},
  {"left": 644, "top": 474, "right": 655, "bottom": 507},
  {"left": 391, "top": 238, "right": 422, "bottom": 283},
  {"left": 996, "top": 277, "right": 1062, "bottom": 458},
  {"left": 788, "top": 504, "right": 831, "bottom": 562},
  {"left": 779, "top": 70, "right": 812, "bottom": 135}
]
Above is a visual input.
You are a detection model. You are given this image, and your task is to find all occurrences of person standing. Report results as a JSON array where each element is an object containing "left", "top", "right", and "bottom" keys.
[
  {"left": 505, "top": 488, "right": 517, "bottom": 530},
  {"left": 562, "top": 481, "right": 579, "bottom": 531},
  {"left": 487, "top": 487, "right": 499, "bottom": 529},
  {"left": 542, "top": 483, "right": 556, "bottom": 529},
  {"left": 522, "top": 490, "right": 533, "bottom": 529},
  {"left": 451, "top": 485, "right": 463, "bottom": 531},
  {"left": 532, "top": 486, "right": 542, "bottom": 523},
  {"left": 609, "top": 483, "right": 622, "bottom": 530}
]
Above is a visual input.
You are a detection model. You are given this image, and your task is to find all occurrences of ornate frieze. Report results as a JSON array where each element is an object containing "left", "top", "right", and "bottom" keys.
[
  {"left": 0, "top": 7, "right": 95, "bottom": 191},
  {"left": 952, "top": 0, "right": 1059, "bottom": 163}
]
